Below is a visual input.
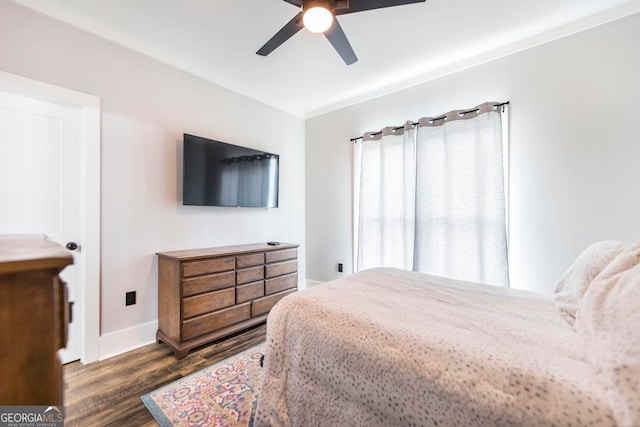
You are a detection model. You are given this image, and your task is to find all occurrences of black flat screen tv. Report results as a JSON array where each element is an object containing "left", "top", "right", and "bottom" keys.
[{"left": 183, "top": 133, "right": 279, "bottom": 208}]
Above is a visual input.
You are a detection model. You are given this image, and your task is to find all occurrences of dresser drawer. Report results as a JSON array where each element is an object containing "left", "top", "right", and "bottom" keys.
[
  {"left": 237, "top": 265, "right": 264, "bottom": 285},
  {"left": 236, "top": 281, "right": 264, "bottom": 304},
  {"left": 182, "top": 288, "right": 235, "bottom": 319},
  {"left": 236, "top": 253, "right": 264, "bottom": 269},
  {"left": 265, "top": 260, "right": 297, "bottom": 279},
  {"left": 265, "top": 248, "right": 297, "bottom": 264},
  {"left": 251, "top": 289, "right": 296, "bottom": 317},
  {"left": 182, "top": 257, "right": 234, "bottom": 278},
  {"left": 182, "top": 271, "right": 235, "bottom": 297},
  {"left": 182, "top": 303, "right": 251, "bottom": 340},
  {"left": 265, "top": 273, "right": 297, "bottom": 295}
]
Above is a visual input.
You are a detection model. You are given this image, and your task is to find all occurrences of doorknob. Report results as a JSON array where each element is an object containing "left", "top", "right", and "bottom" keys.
[{"left": 65, "top": 242, "right": 79, "bottom": 251}]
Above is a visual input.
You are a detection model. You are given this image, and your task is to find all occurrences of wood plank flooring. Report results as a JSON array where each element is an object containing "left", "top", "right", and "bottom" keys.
[{"left": 63, "top": 324, "right": 266, "bottom": 426}]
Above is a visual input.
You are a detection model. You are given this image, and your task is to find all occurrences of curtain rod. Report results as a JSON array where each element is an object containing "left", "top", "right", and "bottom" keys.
[{"left": 349, "top": 101, "right": 510, "bottom": 142}]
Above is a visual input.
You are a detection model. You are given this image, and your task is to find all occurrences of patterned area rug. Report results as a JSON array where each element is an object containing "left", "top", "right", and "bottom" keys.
[{"left": 141, "top": 345, "right": 264, "bottom": 427}]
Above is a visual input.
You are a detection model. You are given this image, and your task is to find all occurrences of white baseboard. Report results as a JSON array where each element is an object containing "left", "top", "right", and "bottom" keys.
[
  {"left": 99, "top": 320, "right": 158, "bottom": 361},
  {"left": 305, "top": 279, "right": 324, "bottom": 287},
  {"left": 98, "top": 279, "right": 323, "bottom": 360}
]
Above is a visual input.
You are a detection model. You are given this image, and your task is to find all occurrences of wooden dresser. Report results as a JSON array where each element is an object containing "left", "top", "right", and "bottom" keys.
[
  {"left": 156, "top": 242, "right": 298, "bottom": 358},
  {"left": 0, "top": 235, "right": 72, "bottom": 405}
]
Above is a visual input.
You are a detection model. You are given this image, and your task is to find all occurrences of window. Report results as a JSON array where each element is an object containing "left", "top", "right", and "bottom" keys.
[{"left": 355, "top": 102, "right": 509, "bottom": 287}]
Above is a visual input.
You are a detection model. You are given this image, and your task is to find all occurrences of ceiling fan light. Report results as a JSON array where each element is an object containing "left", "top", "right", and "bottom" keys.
[{"left": 303, "top": 6, "right": 334, "bottom": 33}]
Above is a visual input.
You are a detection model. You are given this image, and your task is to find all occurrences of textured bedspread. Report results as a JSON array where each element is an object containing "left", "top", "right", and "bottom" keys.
[{"left": 254, "top": 268, "right": 614, "bottom": 426}]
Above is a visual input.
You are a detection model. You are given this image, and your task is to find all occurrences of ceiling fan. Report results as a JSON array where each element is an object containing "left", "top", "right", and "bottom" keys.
[{"left": 257, "top": 0, "right": 426, "bottom": 65}]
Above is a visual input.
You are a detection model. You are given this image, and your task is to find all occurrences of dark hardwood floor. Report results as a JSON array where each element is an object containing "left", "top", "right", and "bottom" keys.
[{"left": 63, "top": 324, "right": 266, "bottom": 426}]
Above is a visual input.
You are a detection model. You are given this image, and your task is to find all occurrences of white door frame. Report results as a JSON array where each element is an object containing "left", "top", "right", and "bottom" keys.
[{"left": 0, "top": 70, "right": 101, "bottom": 363}]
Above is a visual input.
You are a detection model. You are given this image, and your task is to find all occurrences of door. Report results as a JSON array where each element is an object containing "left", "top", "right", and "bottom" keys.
[{"left": 0, "top": 89, "right": 83, "bottom": 363}]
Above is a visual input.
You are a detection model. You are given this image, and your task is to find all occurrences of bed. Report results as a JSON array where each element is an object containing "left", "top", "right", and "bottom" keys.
[{"left": 254, "top": 241, "right": 640, "bottom": 426}]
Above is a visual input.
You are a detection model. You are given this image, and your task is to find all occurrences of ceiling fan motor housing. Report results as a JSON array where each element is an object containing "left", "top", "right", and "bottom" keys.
[{"left": 302, "top": 0, "right": 335, "bottom": 13}]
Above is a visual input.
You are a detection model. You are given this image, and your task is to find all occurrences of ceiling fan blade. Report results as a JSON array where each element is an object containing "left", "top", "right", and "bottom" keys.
[
  {"left": 324, "top": 19, "right": 358, "bottom": 65},
  {"left": 283, "top": 0, "right": 303, "bottom": 6},
  {"left": 257, "top": 12, "right": 304, "bottom": 56},
  {"left": 335, "top": 0, "right": 425, "bottom": 15}
]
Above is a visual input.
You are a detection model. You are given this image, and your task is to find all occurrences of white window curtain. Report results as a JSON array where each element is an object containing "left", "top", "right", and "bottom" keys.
[
  {"left": 356, "top": 122, "right": 416, "bottom": 271},
  {"left": 354, "top": 102, "right": 509, "bottom": 287}
]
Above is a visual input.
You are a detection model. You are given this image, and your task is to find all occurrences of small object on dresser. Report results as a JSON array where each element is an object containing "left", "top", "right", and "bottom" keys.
[{"left": 267, "top": 241, "right": 280, "bottom": 246}]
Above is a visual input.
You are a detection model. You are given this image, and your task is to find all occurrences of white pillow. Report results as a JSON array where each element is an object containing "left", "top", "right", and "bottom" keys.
[
  {"left": 575, "top": 242, "right": 640, "bottom": 427},
  {"left": 554, "top": 240, "right": 629, "bottom": 327}
]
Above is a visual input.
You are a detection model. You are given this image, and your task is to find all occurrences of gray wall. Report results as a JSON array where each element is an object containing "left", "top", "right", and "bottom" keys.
[{"left": 306, "top": 12, "right": 640, "bottom": 293}]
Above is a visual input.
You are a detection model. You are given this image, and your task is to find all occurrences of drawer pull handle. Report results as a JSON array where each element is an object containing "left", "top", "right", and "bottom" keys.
[{"left": 69, "top": 301, "right": 74, "bottom": 323}]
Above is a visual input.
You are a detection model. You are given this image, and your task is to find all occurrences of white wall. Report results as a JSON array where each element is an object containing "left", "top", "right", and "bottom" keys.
[
  {"left": 306, "top": 12, "right": 640, "bottom": 293},
  {"left": 0, "top": 1, "right": 305, "bottom": 355}
]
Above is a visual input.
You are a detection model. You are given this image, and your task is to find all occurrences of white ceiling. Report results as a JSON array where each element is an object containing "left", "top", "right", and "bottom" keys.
[{"left": 10, "top": 0, "right": 640, "bottom": 118}]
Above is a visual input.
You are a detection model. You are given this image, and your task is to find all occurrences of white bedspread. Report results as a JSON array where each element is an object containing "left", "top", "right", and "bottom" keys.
[{"left": 254, "top": 268, "right": 614, "bottom": 426}]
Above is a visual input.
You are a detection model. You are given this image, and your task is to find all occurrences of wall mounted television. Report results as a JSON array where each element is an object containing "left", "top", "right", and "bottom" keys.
[{"left": 183, "top": 133, "right": 279, "bottom": 208}]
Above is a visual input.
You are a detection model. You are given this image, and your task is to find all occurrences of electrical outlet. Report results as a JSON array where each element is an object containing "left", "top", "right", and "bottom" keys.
[
  {"left": 125, "top": 291, "right": 136, "bottom": 306},
  {"left": 337, "top": 263, "right": 343, "bottom": 273}
]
